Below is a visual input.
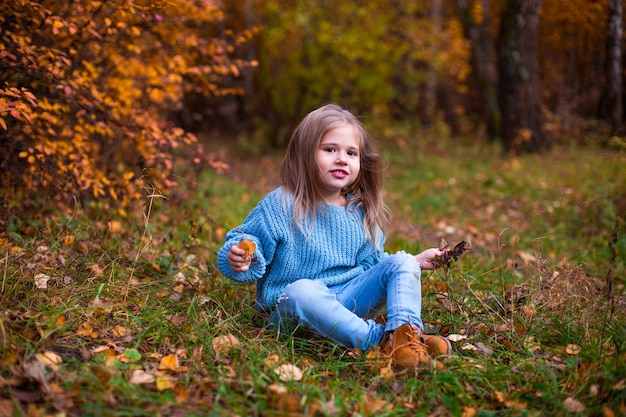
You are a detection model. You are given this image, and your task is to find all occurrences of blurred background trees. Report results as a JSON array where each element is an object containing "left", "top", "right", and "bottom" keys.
[
  {"left": 0, "top": 0, "right": 256, "bottom": 210},
  {"left": 1, "top": 0, "right": 623, "bottom": 213}
]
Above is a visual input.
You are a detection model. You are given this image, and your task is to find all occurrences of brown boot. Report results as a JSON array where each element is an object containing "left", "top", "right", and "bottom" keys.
[
  {"left": 380, "top": 324, "right": 433, "bottom": 369},
  {"left": 420, "top": 333, "right": 452, "bottom": 359}
]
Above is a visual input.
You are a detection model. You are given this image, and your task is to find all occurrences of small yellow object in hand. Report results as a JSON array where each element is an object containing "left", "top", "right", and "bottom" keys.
[{"left": 237, "top": 238, "right": 256, "bottom": 258}]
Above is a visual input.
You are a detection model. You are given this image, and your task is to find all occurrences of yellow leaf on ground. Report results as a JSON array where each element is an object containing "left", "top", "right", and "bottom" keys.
[
  {"left": 158, "top": 354, "right": 180, "bottom": 372},
  {"left": 156, "top": 375, "right": 173, "bottom": 391},
  {"left": 107, "top": 220, "right": 122, "bottom": 233},
  {"left": 112, "top": 325, "right": 130, "bottom": 337}
]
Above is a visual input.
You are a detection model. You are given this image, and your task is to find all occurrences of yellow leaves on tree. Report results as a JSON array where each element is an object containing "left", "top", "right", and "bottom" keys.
[{"left": 0, "top": 0, "right": 257, "bottom": 209}]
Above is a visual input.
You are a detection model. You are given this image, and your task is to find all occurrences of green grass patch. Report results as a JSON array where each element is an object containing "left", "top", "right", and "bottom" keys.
[{"left": 1, "top": 135, "right": 625, "bottom": 416}]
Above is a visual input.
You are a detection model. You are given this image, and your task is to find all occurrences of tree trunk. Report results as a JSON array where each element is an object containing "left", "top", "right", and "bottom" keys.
[
  {"left": 454, "top": 0, "right": 501, "bottom": 140},
  {"left": 425, "top": 0, "right": 442, "bottom": 122},
  {"left": 496, "top": 0, "right": 548, "bottom": 153},
  {"left": 600, "top": 0, "right": 623, "bottom": 134}
]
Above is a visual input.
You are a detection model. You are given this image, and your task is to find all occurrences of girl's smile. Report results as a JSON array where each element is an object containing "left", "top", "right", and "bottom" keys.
[{"left": 330, "top": 169, "right": 348, "bottom": 179}]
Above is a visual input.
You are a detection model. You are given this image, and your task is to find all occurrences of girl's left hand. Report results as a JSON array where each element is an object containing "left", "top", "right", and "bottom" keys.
[{"left": 415, "top": 248, "right": 448, "bottom": 270}]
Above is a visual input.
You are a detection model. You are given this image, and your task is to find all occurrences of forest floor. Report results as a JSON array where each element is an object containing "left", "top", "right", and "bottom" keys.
[{"left": 1, "top": 135, "right": 625, "bottom": 416}]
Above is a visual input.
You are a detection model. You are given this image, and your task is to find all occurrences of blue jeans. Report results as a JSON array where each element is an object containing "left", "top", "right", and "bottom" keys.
[{"left": 269, "top": 252, "right": 423, "bottom": 350}]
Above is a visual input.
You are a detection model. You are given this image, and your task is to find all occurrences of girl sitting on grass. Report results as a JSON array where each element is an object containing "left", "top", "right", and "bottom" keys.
[{"left": 217, "top": 103, "right": 451, "bottom": 369}]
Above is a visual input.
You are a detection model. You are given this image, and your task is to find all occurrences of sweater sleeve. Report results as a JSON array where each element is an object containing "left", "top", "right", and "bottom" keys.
[{"left": 216, "top": 189, "right": 285, "bottom": 282}]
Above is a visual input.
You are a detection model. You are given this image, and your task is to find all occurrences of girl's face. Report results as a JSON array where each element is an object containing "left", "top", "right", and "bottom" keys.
[{"left": 316, "top": 124, "right": 361, "bottom": 205}]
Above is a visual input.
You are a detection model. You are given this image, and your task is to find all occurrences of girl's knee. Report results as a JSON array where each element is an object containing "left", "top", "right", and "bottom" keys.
[
  {"left": 278, "top": 279, "right": 329, "bottom": 309},
  {"left": 386, "top": 252, "right": 419, "bottom": 272},
  {"left": 281, "top": 279, "right": 323, "bottom": 300}
]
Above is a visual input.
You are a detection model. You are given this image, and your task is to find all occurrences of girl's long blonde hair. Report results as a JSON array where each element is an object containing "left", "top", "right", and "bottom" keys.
[{"left": 280, "top": 103, "right": 389, "bottom": 247}]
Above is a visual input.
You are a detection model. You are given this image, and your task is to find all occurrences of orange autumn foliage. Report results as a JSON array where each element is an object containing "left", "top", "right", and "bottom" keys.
[{"left": 0, "top": 0, "right": 257, "bottom": 209}]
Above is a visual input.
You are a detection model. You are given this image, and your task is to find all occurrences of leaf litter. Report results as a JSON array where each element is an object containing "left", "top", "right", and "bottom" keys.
[{"left": 2, "top": 148, "right": 625, "bottom": 416}]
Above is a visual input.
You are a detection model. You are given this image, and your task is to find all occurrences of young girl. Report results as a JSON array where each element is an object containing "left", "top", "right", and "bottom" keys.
[{"left": 217, "top": 103, "right": 451, "bottom": 369}]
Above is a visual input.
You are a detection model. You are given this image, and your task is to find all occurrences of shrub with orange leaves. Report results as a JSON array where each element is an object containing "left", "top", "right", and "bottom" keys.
[{"left": 0, "top": 0, "right": 257, "bottom": 211}]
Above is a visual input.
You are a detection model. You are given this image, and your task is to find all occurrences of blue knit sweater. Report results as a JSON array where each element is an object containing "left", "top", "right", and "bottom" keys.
[{"left": 217, "top": 187, "right": 387, "bottom": 311}]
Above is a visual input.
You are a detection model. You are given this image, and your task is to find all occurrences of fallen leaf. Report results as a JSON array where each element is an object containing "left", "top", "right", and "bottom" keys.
[
  {"left": 129, "top": 370, "right": 155, "bottom": 384},
  {"left": 436, "top": 295, "right": 455, "bottom": 312},
  {"left": 156, "top": 375, "right": 173, "bottom": 391},
  {"left": 518, "top": 250, "right": 537, "bottom": 264},
  {"left": 35, "top": 351, "right": 62, "bottom": 372},
  {"left": 504, "top": 398, "right": 527, "bottom": 409},
  {"left": 77, "top": 322, "right": 99, "bottom": 338},
  {"left": 494, "top": 391, "right": 507, "bottom": 403},
  {"left": 379, "top": 366, "right": 394, "bottom": 379},
  {"left": 111, "top": 325, "right": 130, "bottom": 337},
  {"left": 611, "top": 379, "right": 626, "bottom": 390},
  {"left": 55, "top": 314, "right": 66, "bottom": 326},
  {"left": 313, "top": 398, "right": 340, "bottom": 415},
  {"left": 566, "top": 344, "right": 581, "bottom": 355},
  {"left": 174, "top": 384, "right": 190, "bottom": 403},
  {"left": 563, "top": 397, "right": 585, "bottom": 413},
  {"left": 107, "top": 220, "right": 122, "bottom": 233},
  {"left": 513, "top": 320, "right": 527, "bottom": 336},
  {"left": 62, "top": 234, "right": 74, "bottom": 246},
  {"left": 264, "top": 354, "right": 280, "bottom": 367},
  {"left": 214, "top": 227, "right": 226, "bottom": 241},
  {"left": 34, "top": 273, "right": 52, "bottom": 289},
  {"left": 366, "top": 349, "right": 387, "bottom": 371},
  {"left": 362, "top": 393, "right": 392, "bottom": 416},
  {"left": 521, "top": 304, "right": 536, "bottom": 321},
  {"left": 92, "top": 347, "right": 116, "bottom": 366},
  {"left": 268, "top": 383, "right": 301, "bottom": 412},
  {"left": 439, "top": 323, "right": 453, "bottom": 336},
  {"left": 602, "top": 405, "right": 616, "bottom": 417},
  {"left": 166, "top": 315, "right": 186, "bottom": 326},
  {"left": 447, "top": 334, "right": 467, "bottom": 342},
  {"left": 475, "top": 342, "right": 494, "bottom": 357},
  {"left": 461, "top": 405, "right": 477, "bottom": 417},
  {"left": 461, "top": 343, "right": 478, "bottom": 351},
  {"left": 274, "top": 363, "right": 303, "bottom": 382},
  {"left": 237, "top": 238, "right": 256, "bottom": 258},
  {"left": 212, "top": 333, "right": 239, "bottom": 355},
  {"left": 89, "top": 264, "right": 105, "bottom": 277},
  {"left": 158, "top": 354, "right": 180, "bottom": 372},
  {"left": 23, "top": 361, "right": 48, "bottom": 387}
]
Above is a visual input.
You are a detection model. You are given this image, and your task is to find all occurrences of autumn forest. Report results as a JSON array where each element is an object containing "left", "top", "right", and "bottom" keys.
[{"left": 1, "top": 1, "right": 625, "bottom": 416}]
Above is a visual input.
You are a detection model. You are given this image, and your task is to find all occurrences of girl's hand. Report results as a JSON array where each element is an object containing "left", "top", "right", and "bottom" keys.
[
  {"left": 228, "top": 245, "right": 252, "bottom": 272},
  {"left": 415, "top": 248, "right": 449, "bottom": 270}
]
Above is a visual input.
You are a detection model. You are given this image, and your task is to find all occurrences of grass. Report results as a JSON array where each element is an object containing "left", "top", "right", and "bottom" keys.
[{"left": 1, "top": 131, "right": 625, "bottom": 416}]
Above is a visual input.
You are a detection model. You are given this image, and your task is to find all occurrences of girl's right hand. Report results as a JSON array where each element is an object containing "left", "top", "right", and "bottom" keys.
[{"left": 228, "top": 245, "right": 252, "bottom": 272}]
